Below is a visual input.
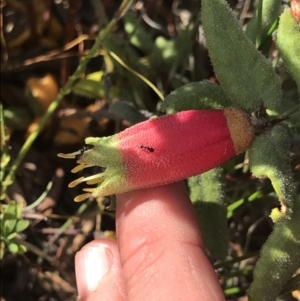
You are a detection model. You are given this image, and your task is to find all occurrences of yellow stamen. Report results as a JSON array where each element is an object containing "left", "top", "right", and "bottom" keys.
[
  {"left": 57, "top": 151, "right": 81, "bottom": 159},
  {"left": 71, "top": 164, "right": 86, "bottom": 173},
  {"left": 69, "top": 177, "right": 85, "bottom": 188},
  {"left": 74, "top": 193, "right": 92, "bottom": 202},
  {"left": 86, "top": 175, "right": 103, "bottom": 185},
  {"left": 79, "top": 174, "right": 102, "bottom": 183},
  {"left": 72, "top": 164, "right": 94, "bottom": 173},
  {"left": 77, "top": 159, "right": 89, "bottom": 164},
  {"left": 82, "top": 188, "right": 95, "bottom": 193},
  {"left": 68, "top": 174, "right": 102, "bottom": 188}
]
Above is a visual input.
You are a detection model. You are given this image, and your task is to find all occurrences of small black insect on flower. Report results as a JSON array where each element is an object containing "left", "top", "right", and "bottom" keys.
[
  {"left": 139, "top": 144, "right": 154, "bottom": 153},
  {"left": 80, "top": 145, "right": 94, "bottom": 155}
]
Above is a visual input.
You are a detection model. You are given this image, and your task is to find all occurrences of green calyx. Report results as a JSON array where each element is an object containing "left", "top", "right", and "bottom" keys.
[
  {"left": 58, "top": 135, "right": 128, "bottom": 201},
  {"left": 82, "top": 136, "right": 122, "bottom": 169}
]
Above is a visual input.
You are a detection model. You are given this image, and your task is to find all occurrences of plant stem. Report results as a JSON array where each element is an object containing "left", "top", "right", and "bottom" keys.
[{"left": 256, "top": 0, "right": 263, "bottom": 47}]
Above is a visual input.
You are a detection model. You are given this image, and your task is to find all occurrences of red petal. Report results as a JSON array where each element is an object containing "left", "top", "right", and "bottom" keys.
[{"left": 118, "top": 109, "right": 254, "bottom": 188}]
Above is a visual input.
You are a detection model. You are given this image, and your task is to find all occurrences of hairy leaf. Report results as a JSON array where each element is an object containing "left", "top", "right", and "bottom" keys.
[
  {"left": 161, "top": 81, "right": 231, "bottom": 114},
  {"left": 202, "top": 0, "right": 282, "bottom": 110},
  {"left": 277, "top": 9, "right": 300, "bottom": 91},
  {"left": 188, "top": 168, "right": 228, "bottom": 260}
]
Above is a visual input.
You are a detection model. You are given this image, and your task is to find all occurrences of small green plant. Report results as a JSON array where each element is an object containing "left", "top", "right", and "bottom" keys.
[{"left": 0, "top": 201, "right": 29, "bottom": 259}]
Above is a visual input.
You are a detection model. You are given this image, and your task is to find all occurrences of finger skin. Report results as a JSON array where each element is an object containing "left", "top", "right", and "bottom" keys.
[
  {"left": 116, "top": 182, "right": 225, "bottom": 301},
  {"left": 75, "top": 239, "right": 126, "bottom": 301}
]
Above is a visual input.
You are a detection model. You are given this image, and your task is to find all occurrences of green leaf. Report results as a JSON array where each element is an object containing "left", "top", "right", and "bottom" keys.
[
  {"left": 16, "top": 243, "right": 27, "bottom": 254},
  {"left": 15, "top": 203, "right": 24, "bottom": 219},
  {"left": 6, "top": 232, "right": 17, "bottom": 240},
  {"left": 202, "top": 0, "right": 282, "bottom": 111},
  {"left": 72, "top": 77, "right": 121, "bottom": 100},
  {"left": 4, "top": 219, "right": 17, "bottom": 235},
  {"left": 149, "top": 23, "right": 195, "bottom": 72},
  {"left": 1, "top": 202, "right": 25, "bottom": 237},
  {"left": 103, "top": 35, "right": 154, "bottom": 109},
  {"left": 25, "top": 86, "right": 44, "bottom": 117},
  {"left": 86, "top": 71, "right": 104, "bottom": 81},
  {"left": 3, "top": 107, "right": 32, "bottom": 130},
  {"left": 15, "top": 220, "right": 30, "bottom": 233},
  {"left": 188, "top": 168, "right": 228, "bottom": 260},
  {"left": 8, "top": 241, "right": 19, "bottom": 253},
  {"left": 248, "top": 196, "right": 300, "bottom": 301},
  {"left": 149, "top": 36, "right": 177, "bottom": 69},
  {"left": 72, "top": 79, "right": 106, "bottom": 99},
  {"left": 161, "top": 81, "right": 231, "bottom": 114},
  {"left": 109, "top": 101, "right": 146, "bottom": 125},
  {"left": 1, "top": 152, "right": 10, "bottom": 168},
  {"left": 277, "top": 9, "right": 300, "bottom": 91},
  {"left": 249, "top": 124, "right": 295, "bottom": 214},
  {"left": 3, "top": 202, "right": 18, "bottom": 219},
  {"left": 245, "top": 0, "right": 281, "bottom": 46},
  {"left": 124, "top": 11, "right": 153, "bottom": 53}
]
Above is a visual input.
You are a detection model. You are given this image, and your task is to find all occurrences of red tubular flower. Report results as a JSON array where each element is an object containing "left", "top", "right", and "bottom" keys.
[{"left": 58, "top": 108, "right": 255, "bottom": 201}]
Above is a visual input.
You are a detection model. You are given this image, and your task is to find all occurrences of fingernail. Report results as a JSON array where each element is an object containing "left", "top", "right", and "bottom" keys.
[{"left": 75, "top": 245, "right": 112, "bottom": 298}]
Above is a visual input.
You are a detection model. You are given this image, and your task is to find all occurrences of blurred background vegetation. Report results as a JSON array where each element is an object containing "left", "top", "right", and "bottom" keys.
[{"left": 0, "top": 0, "right": 299, "bottom": 300}]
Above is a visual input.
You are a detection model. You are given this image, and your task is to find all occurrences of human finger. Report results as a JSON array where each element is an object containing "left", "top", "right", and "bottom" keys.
[
  {"left": 116, "top": 182, "right": 225, "bottom": 301},
  {"left": 75, "top": 239, "right": 126, "bottom": 301}
]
